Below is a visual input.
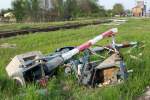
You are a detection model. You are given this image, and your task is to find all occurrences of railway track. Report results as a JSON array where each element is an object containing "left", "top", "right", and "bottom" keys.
[{"left": 0, "top": 20, "right": 111, "bottom": 38}]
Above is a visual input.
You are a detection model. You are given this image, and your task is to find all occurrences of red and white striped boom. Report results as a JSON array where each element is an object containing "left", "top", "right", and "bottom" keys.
[{"left": 62, "top": 28, "right": 118, "bottom": 60}]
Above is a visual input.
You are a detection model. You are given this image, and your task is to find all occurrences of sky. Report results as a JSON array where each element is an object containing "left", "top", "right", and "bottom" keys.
[
  {"left": 0, "top": 0, "right": 150, "bottom": 10},
  {"left": 0, "top": 0, "right": 12, "bottom": 10},
  {"left": 99, "top": 0, "right": 150, "bottom": 10},
  {"left": 98, "top": 0, "right": 136, "bottom": 10}
]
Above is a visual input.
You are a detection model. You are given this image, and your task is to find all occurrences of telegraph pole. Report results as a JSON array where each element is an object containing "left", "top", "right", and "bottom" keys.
[
  {"left": 149, "top": 8, "right": 150, "bottom": 17},
  {"left": 144, "top": 1, "right": 147, "bottom": 16}
]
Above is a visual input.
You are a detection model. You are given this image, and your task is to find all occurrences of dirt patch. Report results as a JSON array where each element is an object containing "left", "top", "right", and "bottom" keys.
[{"left": 0, "top": 43, "right": 16, "bottom": 48}]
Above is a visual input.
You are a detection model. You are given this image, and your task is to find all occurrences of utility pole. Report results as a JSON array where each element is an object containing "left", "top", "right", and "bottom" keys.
[
  {"left": 144, "top": 1, "right": 147, "bottom": 17},
  {"left": 149, "top": 8, "right": 150, "bottom": 17}
]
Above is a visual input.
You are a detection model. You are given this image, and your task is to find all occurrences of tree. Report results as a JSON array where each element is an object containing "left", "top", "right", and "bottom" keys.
[
  {"left": 12, "top": 0, "right": 25, "bottom": 22},
  {"left": 63, "top": 0, "right": 79, "bottom": 20},
  {"left": 113, "top": 3, "right": 124, "bottom": 16},
  {"left": 11, "top": 0, "right": 107, "bottom": 22},
  {"left": 26, "top": 0, "right": 40, "bottom": 22},
  {"left": 106, "top": 9, "right": 114, "bottom": 17},
  {"left": 51, "top": 0, "right": 64, "bottom": 18},
  {"left": 76, "top": 0, "right": 106, "bottom": 17},
  {"left": 50, "top": 0, "right": 107, "bottom": 19},
  {"left": 51, "top": 0, "right": 80, "bottom": 20},
  {"left": 12, "top": 0, "right": 40, "bottom": 22},
  {"left": 89, "top": 0, "right": 100, "bottom": 13}
]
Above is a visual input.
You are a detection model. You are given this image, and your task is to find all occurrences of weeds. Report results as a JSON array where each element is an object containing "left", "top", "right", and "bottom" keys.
[{"left": 0, "top": 18, "right": 149, "bottom": 100}]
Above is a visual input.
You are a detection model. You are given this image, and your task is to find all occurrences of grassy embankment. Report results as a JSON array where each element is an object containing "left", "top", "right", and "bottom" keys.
[
  {"left": 0, "top": 18, "right": 150, "bottom": 100},
  {"left": 0, "top": 18, "right": 106, "bottom": 32}
]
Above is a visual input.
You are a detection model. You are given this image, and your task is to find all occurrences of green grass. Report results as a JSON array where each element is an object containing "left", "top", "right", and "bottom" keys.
[
  {"left": 0, "top": 18, "right": 150, "bottom": 100},
  {"left": 0, "top": 18, "right": 106, "bottom": 31}
]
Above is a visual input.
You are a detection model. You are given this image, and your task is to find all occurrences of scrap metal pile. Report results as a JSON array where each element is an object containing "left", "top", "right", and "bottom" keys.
[{"left": 6, "top": 28, "right": 138, "bottom": 87}]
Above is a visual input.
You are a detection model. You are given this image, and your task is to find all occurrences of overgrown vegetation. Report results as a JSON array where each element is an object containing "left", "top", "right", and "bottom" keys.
[
  {"left": 113, "top": 3, "right": 125, "bottom": 16},
  {"left": 11, "top": 0, "right": 106, "bottom": 22},
  {"left": 0, "top": 0, "right": 126, "bottom": 23},
  {"left": 0, "top": 18, "right": 106, "bottom": 31},
  {"left": 0, "top": 18, "right": 149, "bottom": 100}
]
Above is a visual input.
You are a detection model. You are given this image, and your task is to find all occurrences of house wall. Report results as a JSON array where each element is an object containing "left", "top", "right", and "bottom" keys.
[
  {"left": 132, "top": 7, "right": 143, "bottom": 16},
  {"left": 132, "top": 0, "right": 145, "bottom": 17}
]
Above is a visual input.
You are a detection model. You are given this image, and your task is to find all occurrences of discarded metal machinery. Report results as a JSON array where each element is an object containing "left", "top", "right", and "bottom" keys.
[
  {"left": 63, "top": 38, "right": 137, "bottom": 87},
  {"left": 5, "top": 28, "right": 137, "bottom": 87}
]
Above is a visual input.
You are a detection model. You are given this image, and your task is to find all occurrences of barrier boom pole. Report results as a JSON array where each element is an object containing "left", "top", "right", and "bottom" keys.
[
  {"left": 62, "top": 28, "right": 118, "bottom": 60},
  {"left": 46, "top": 28, "right": 118, "bottom": 71}
]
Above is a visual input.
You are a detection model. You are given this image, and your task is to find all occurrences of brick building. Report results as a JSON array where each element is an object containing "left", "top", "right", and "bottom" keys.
[{"left": 132, "top": 0, "right": 146, "bottom": 16}]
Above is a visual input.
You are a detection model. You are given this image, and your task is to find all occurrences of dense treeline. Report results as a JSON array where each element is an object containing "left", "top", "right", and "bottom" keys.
[
  {"left": 11, "top": 0, "right": 107, "bottom": 22},
  {"left": 0, "top": 0, "right": 125, "bottom": 22}
]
